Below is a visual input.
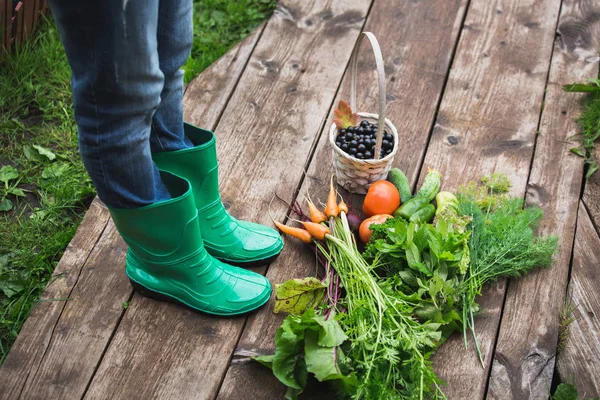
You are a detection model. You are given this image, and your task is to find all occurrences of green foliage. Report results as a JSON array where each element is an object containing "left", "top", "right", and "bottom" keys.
[
  {"left": 0, "top": 17, "right": 95, "bottom": 363},
  {"left": 253, "top": 308, "right": 355, "bottom": 400},
  {"left": 184, "top": 0, "right": 277, "bottom": 83},
  {"left": 274, "top": 277, "right": 327, "bottom": 314},
  {"left": 563, "top": 78, "right": 600, "bottom": 178},
  {"left": 552, "top": 383, "right": 579, "bottom": 400},
  {"left": 324, "top": 216, "right": 445, "bottom": 400}
]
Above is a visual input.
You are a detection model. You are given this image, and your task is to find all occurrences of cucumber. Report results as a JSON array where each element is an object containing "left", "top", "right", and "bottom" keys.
[
  {"left": 388, "top": 168, "right": 412, "bottom": 204},
  {"left": 394, "top": 196, "right": 429, "bottom": 219},
  {"left": 417, "top": 169, "right": 441, "bottom": 202},
  {"left": 409, "top": 204, "right": 436, "bottom": 223}
]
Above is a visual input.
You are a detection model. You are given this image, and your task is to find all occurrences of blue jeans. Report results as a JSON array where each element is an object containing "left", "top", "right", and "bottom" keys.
[{"left": 48, "top": 0, "right": 194, "bottom": 208}]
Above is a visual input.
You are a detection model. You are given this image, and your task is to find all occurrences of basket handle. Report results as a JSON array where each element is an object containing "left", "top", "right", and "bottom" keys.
[{"left": 349, "top": 32, "right": 387, "bottom": 160}]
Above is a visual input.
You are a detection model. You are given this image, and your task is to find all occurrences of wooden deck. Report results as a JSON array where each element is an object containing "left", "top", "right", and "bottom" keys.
[{"left": 1, "top": 0, "right": 599, "bottom": 398}]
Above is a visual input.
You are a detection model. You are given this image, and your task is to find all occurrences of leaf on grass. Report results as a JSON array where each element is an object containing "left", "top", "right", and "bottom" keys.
[
  {"left": 274, "top": 277, "right": 327, "bottom": 314},
  {"left": 0, "top": 165, "right": 19, "bottom": 185},
  {"left": 0, "top": 277, "right": 25, "bottom": 298},
  {"left": 0, "top": 198, "right": 13, "bottom": 212},
  {"left": 9, "top": 187, "right": 26, "bottom": 197},
  {"left": 33, "top": 145, "right": 56, "bottom": 161},
  {"left": 333, "top": 100, "right": 359, "bottom": 129},
  {"left": 41, "top": 163, "right": 70, "bottom": 180},
  {"left": 569, "top": 147, "right": 585, "bottom": 157}
]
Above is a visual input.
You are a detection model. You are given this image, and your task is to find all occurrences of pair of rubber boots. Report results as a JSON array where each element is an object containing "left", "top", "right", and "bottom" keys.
[{"left": 108, "top": 124, "right": 283, "bottom": 316}]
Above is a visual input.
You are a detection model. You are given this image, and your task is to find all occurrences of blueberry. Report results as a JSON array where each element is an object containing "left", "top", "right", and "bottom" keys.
[
  {"left": 350, "top": 140, "right": 358, "bottom": 147},
  {"left": 364, "top": 138, "right": 372, "bottom": 147},
  {"left": 337, "top": 134, "right": 346, "bottom": 142},
  {"left": 340, "top": 129, "right": 347, "bottom": 134},
  {"left": 358, "top": 144, "right": 366, "bottom": 151},
  {"left": 349, "top": 147, "right": 357, "bottom": 155},
  {"left": 341, "top": 143, "right": 349, "bottom": 151},
  {"left": 336, "top": 141, "right": 342, "bottom": 147},
  {"left": 361, "top": 120, "right": 369, "bottom": 127},
  {"left": 358, "top": 139, "right": 364, "bottom": 145},
  {"left": 357, "top": 127, "right": 365, "bottom": 134},
  {"left": 382, "top": 139, "right": 390, "bottom": 149},
  {"left": 356, "top": 152, "right": 363, "bottom": 158},
  {"left": 364, "top": 151, "right": 372, "bottom": 159}
]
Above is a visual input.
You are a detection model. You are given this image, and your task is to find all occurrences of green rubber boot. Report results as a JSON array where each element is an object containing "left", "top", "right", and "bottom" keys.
[
  {"left": 152, "top": 123, "right": 283, "bottom": 267},
  {"left": 108, "top": 171, "right": 271, "bottom": 316}
]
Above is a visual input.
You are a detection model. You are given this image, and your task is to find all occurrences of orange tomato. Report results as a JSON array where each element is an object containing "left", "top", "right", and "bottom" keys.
[
  {"left": 359, "top": 214, "right": 393, "bottom": 243},
  {"left": 362, "top": 181, "right": 401, "bottom": 217}
]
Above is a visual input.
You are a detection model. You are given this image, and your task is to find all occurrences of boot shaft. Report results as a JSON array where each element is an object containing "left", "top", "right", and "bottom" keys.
[
  {"left": 108, "top": 171, "right": 205, "bottom": 266},
  {"left": 153, "top": 123, "right": 221, "bottom": 211}
]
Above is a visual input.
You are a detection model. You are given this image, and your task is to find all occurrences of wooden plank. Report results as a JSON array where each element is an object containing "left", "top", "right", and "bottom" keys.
[
  {"left": 22, "top": 0, "right": 35, "bottom": 39},
  {"left": 15, "top": 220, "right": 131, "bottom": 399},
  {"left": 556, "top": 203, "right": 600, "bottom": 397},
  {"left": 583, "top": 146, "right": 600, "bottom": 230},
  {"left": 0, "top": 198, "right": 110, "bottom": 400},
  {"left": 0, "top": 0, "right": 6, "bottom": 54},
  {"left": 416, "top": 0, "right": 562, "bottom": 397},
  {"left": 13, "top": 2, "right": 23, "bottom": 46},
  {"left": 183, "top": 22, "right": 266, "bottom": 123},
  {"left": 487, "top": 1, "right": 600, "bottom": 397},
  {"left": 84, "top": 2, "right": 374, "bottom": 397},
  {"left": 1, "top": 28, "right": 263, "bottom": 400},
  {"left": 3, "top": 0, "right": 12, "bottom": 53},
  {"left": 216, "top": 0, "right": 470, "bottom": 398}
]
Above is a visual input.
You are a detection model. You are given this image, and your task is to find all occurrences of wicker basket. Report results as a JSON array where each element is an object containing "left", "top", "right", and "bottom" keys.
[{"left": 329, "top": 32, "right": 398, "bottom": 194}]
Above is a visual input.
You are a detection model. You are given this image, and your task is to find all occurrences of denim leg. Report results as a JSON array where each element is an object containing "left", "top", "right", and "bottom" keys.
[
  {"left": 48, "top": 0, "right": 170, "bottom": 209},
  {"left": 150, "top": 0, "right": 194, "bottom": 153}
]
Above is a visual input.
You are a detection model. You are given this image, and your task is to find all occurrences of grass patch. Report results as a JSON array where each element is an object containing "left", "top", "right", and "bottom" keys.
[
  {"left": 0, "top": 1, "right": 276, "bottom": 364},
  {"left": 184, "top": 0, "right": 277, "bottom": 83},
  {"left": 563, "top": 77, "right": 600, "bottom": 179}
]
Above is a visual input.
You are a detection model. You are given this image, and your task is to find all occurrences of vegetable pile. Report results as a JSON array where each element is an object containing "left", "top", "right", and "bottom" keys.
[{"left": 258, "top": 169, "right": 557, "bottom": 399}]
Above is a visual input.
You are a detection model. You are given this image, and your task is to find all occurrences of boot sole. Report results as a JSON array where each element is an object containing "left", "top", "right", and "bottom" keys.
[
  {"left": 128, "top": 279, "right": 270, "bottom": 316},
  {"left": 214, "top": 252, "right": 281, "bottom": 268}
]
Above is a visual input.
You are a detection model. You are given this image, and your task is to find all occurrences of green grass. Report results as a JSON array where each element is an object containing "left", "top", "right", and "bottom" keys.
[
  {"left": 184, "top": 0, "right": 277, "bottom": 83},
  {"left": 563, "top": 77, "right": 600, "bottom": 179},
  {"left": 0, "top": 0, "right": 276, "bottom": 364}
]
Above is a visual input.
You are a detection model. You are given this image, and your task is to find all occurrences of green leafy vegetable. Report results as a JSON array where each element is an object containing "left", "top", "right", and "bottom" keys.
[
  {"left": 274, "top": 277, "right": 327, "bottom": 314},
  {"left": 253, "top": 308, "right": 354, "bottom": 397}
]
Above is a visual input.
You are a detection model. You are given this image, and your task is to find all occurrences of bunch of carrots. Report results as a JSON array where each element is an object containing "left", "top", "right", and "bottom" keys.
[{"left": 272, "top": 176, "right": 349, "bottom": 244}]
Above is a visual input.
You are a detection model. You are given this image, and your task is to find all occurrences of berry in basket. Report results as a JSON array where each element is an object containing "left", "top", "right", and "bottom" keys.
[{"left": 335, "top": 120, "right": 394, "bottom": 160}]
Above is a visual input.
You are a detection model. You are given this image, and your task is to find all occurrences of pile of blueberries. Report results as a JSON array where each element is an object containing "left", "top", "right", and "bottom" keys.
[{"left": 335, "top": 120, "right": 394, "bottom": 160}]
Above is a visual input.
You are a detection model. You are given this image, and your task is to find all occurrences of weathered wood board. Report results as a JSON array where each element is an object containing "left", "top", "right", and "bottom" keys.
[
  {"left": 0, "top": 199, "right": 110, "bottom": 400},
  {"left": 487, "top": 0, "right": 599, "bottom": 397},
  {"left": 556, "top": 203, "right": 600, "bottom": 398},
  {"left": 85, "top": 1, "right": 373, "bottom": 398},
  {"left": 419, "top": 0, "right": 561, "bottom": 397},
  {"left": 2, "top": 0, "right": 600, "bottom": 398},
  {"left": 217, "top": 0, "right": 469, "bottom": 397}
]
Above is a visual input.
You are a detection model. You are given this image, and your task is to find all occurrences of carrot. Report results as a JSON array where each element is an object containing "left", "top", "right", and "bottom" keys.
[
  {"left": 324, "top": 175, "right": 339, "bottom": 218},
  {"left": 301, "top": 221, "right": 330, "bottom": 241},
  {"left": 338, "top": 199, "right": 348, "bottom": 214},
  {"left": 306, "top": 195, "right": 326, "bottom": 223},
  {"left": 272, "top": 220, "right": 312, "bottom": 243}
]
